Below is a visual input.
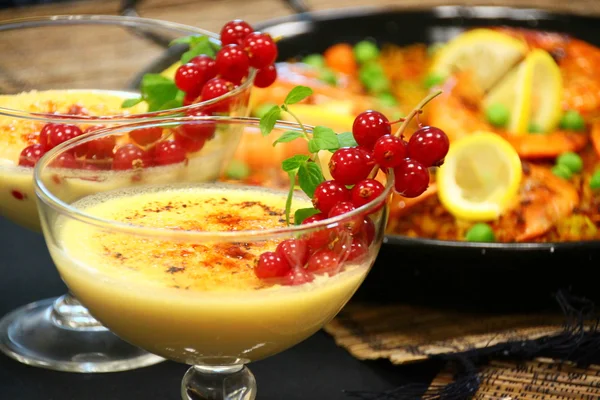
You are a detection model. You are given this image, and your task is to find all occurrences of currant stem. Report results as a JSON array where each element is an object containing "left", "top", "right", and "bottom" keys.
[
  {"left": 367, "top": 89, "right": 443, "bottom": 179},
  {"left": 282, "top": 106, "right": 311, "bottom": 141}
]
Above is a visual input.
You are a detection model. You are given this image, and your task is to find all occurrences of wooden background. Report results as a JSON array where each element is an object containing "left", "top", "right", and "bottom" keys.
[{"left": 1, "top": 0, "right": 600, "bottom": 30}]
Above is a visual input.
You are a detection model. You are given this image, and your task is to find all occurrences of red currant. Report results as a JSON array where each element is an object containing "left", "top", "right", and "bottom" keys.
[
  {"left": 329, "top": 147, "right": 374, "bottom": 185},
  {"left": 200, "top": 77, "right": 234, "bottom": 112},
  {"left": 189, "top": 55, "right": 217, "bottom": 84},
  {"left": 129, "top": 127, "right": 163, "bottom": 147},
  {"left": 40, "top": 123, "right": 83, "bottom": 150},
  {"left": 153, "top": 140, "right": 187, "bottom": 166},
  {"left": 306, "top": 249, "right": 340, "bottom": 274},
  {"left": 50, "top": 153, "right": 78, "bottom": 169},
  {"left": 254, "top": 64, "right": 278, "bottom": 88},
  {"left": 174, "top": 129, "right": 206, "bottom": 153},
  {"left": 393, "top": 158, "right": 430, "bottom": 198},
  {"left": 255, "top": 251, "right": 291, "bottom": 279},
  {"left": 352, "top": 110, "right": 391, "bottom": 149},
  {"left": 328, "top": 201, "right": 361, "bottom": 234},
  {"left": 112, "top": 144, "right": 151, "bottom": 170},
  {"left": 276, "top": 239, "right": 309, "bottom": 267},
  {"left": 359, "top": 217, "right": 376, "bottom": 245},
  {"left": 302, "top": 213, "right": 332, "bottom": 250},
  {"left": 346, "top": 239, "right": 369, "bottom": 262},
  {"left": 406, "top": 126, "right": 449, "bottom": 167},
  {"left": 220, "top": 20, "right": 254, "bottom": 46},
  {"left": 350, "top": 179, "right": 385, "bottom": 209},
  {"left": 215, "top": 44, "right": 250, "bottom": 84},
  {"left": 178, "top": 109, "right": 216, "bottom": 141},
  {"left": 312, "top": 180, "right": 350, "bottom": 214},
  {"left": 183, "top": 92, "right": 198, "bottom": 106},
  {"left": 242, "top": 32, "right": 278, "bottom": 69},
  {"left": 174, "top": 63, "right": 205, "bottom": 95},
  {"left": 282, "top": 269, "right": 314, "bottom": 286},
  {"left": 373, "top": 134, "right": 407, "bottom": 168},
  {"left": 18, "top": 144, "right": 46, "bottom": 167}
]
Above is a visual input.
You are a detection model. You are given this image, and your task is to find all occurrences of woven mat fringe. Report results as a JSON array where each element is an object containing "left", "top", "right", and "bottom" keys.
[{"left": 342, "top": 290, "right": 600, "bottom": 400}]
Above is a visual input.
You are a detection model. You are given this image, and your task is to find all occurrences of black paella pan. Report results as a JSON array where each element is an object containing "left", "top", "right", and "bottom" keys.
[{"left": 124, "top": 1, "right": 600, "bottom": 309}]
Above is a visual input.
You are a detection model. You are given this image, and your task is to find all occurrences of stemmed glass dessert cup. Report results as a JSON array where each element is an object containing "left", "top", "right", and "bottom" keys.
[
  {"left": 0, "top": 15, "right": 254, "bottom": 372},
  {"left": 34, "top": 116, "right": 394, "bottom": 400}
]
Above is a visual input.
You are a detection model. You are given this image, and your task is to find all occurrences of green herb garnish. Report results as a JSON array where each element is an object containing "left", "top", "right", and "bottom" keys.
[
  {"left": 122, "top": 35, "right": 221, "bottom": 112},
  {"left": 259, "top": 85, "right": 361, "bottom": 225}
]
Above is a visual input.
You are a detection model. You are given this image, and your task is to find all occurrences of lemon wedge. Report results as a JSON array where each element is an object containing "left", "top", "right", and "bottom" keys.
[
  {"left": 437, "top": 132, "right": 522, "bottom": 221},
  {"left": 484, "top": 49, "right": 563, "bottom": 135},
  {"left": 431, "top": 28, "right": 528, "bottom": 91},
  {"left": 281, "top": 101, "right": 356, "bottom": 133}
]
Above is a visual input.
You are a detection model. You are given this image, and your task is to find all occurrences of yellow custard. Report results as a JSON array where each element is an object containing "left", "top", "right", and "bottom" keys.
[{"left": 50, "top": 184, "right": 371, "bottom": 364}]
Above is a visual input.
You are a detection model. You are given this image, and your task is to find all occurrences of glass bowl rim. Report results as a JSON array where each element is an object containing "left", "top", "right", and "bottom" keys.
[
  {"left": 0, "top": 14, "right": 255, "bottom": 123},
  {"left": 33, "top": 115, "right": 395, "bottom": 242}
]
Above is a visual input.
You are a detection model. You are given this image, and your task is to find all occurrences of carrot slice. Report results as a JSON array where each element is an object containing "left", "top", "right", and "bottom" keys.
[{"left": 324, "top": 43, "right": 357, "bottom": 76}]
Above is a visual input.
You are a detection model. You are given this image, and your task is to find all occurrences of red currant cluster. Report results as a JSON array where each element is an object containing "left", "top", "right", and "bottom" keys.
[
  {"left": 252, "top": 106, "right": 449, "bottom": 286},
  {"left": 352, "top": 110, "right": 449, "bottom": 197},
  {"left": 18, "top": 117, "right": 217, "bottom": 170},
  {"left": 175, "top": 20, "right": 278, "bottom": 107}
]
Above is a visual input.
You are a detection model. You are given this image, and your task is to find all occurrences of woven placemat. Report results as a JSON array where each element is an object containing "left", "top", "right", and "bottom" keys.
[
  {"left": 426, "top": 357, "right": 600, "bottom": 399},
  {"left": 324, "top": 303, "right": 565, "bottom": 365}
]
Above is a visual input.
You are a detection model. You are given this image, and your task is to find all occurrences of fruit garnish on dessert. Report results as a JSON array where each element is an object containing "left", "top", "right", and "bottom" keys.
[
  {"left": 255, "top": 85, "right": 449, "bottom": 284},
  {"left": 123, "top": 19, "right": 278, "bottom": 113}
]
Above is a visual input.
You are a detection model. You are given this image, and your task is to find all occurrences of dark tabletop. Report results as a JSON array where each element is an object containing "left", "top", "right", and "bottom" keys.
[{"left": 0, "top": 216, "right": 439, "bottom": 400}]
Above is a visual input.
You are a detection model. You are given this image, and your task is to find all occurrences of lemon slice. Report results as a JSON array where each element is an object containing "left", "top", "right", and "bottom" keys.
[
  {"left": 281, "top": 101, "right": 356, "bottom": 133},
  {"left": 437, "top": 131, "right": 522, "bottom": 221},
  {"left": 431, "top": 29, "right": 528, "bottom": 91},
  {"left": 484, "top": 49, "right": 563, "bottom": 135}
]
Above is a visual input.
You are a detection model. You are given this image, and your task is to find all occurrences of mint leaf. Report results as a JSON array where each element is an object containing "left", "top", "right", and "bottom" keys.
[
  {"left": 337, "top": 131, "right": 358, "bottom": 148},
  {"left": 308, "top": 126, "right": 340, "bottom": 153},
  {"left": 284, "top": 86, "right": 313, "bottom": 105},
  {"left": 294, "top": 207, "right": 320, "bottom": 225},
  {"left": 273, "top": 130, "right": 303, "bottom": 146},
  {"left": 298, "top": 161, "right": 324, "bottom": 197},
  {"left": 259, "top": 105, "right": 281, "bottom": 136},
  {"left": 179, "top": 36, "right": 218, "bottom": 63},
  {"left": 169, "top": 35, "right": 198, "bottom": 46},
  {"left": 121, "top": 97, "right": 143, "bottom": 108},
  {"left": 282, "top": 154, "right": 310, "bottom": 172},
  {"left": 140, "top": 74, "right": 181, "bottom": 112}
]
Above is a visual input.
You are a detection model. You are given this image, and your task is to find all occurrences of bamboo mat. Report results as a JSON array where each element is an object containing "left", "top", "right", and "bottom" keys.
[
  {"left": 426, "top": 358, "right": 600, "bottom": 399},
  {"left": 323, "top": 303, "right": 565, "bottom": 365}
]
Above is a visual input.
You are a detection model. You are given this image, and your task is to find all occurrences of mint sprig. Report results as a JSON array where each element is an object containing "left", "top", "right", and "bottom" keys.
[
  {"left": 122, "top": 35, "right": 221, "bottom": 112},
  {"left": 259, "top": 85, "right": 359, "bottom": 225}
]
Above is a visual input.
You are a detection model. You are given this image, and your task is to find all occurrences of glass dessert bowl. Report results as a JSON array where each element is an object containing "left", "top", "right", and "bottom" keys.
[
  {"left": 0, "top": 15, "right": 255, "bottom": 372},
  {"left": 34, "top": 116, "right": 393, "bottom": 399}
]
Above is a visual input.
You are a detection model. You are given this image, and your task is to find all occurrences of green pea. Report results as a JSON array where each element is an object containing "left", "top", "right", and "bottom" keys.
[
  {"left": 556, "top": 151, "right": 583, "bottom": 174},
  {"left": 485, "top": 103, "right": 510, "bottom": 127},
  {"left": 252, "top": 103, "right": 278, "bottom": 119},
  {"left": 353, "top": 40, "right": 380, "bottom": 64},
  {"left": 319, "top": 68, "right": 338, "bottom": 86},
  {"left": 423, "top": 72, "right": 446, "bottom": 89},
  {"left": 225, "top": 159, "right": 251, "bottom": 180},
  {"left": 559, "top": 110, "right": 586, "bottom": 132},
  {"left": 302, "top": 54, "right": 325, "bottom": 69},
  {"left": 378, "top": 92, "right": 398, "bottom": 107},
  {"left": 359, "top": 63, "right": 389, "bottom": 93},
  {"left": 465, "top": 223, "right": 496, "bottom": 242},
  {"left": 590, "top": 170, "right": 600, "bottom": 190},
  {"left": 551, "top": 164, "right": 573, "bottom": 180},
  {"left": 528, "top": 123, "right": 544, "bottom": 134}
]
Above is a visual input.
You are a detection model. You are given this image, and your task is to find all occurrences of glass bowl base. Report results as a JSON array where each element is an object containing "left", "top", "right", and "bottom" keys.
[{"left": 0, "top": 297, "right": 164, "bottom": 373}]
